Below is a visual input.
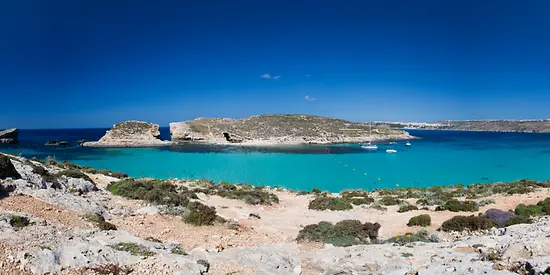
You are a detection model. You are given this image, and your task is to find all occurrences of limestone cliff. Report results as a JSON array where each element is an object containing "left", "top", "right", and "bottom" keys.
[
  {"left": 0, "top": 128, "right": 19, "bottom": 144},
  {"left": 83, "top": 121, "right": 170, "bottom": 147},
  {"left": 170, "top": 114, "right": 413, "bottom": 145}
]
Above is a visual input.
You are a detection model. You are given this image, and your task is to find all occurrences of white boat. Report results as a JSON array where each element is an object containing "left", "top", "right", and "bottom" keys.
[
  {"left": 361, "top": 142, "right": 378, "bottom": 150},
  {"left": 405, "top": 142, "right": 411, "bottom": 146},
  {"left": 386, "top": 149, "right": 397, "bottom": 153},
  {"left": 389, "top": 141, "right": 397, "bottom": 145},
  {"left": 361, "top": 123, "right": 378, "bottom": 150}
]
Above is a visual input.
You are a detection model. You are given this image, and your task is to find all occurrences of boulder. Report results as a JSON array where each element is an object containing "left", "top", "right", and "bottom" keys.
[
  {"left": 0, "top": 128, "right": 19, "bottom": 144},
  {"left": 0, "top": 155, "right": 21, "bottom": 180}
]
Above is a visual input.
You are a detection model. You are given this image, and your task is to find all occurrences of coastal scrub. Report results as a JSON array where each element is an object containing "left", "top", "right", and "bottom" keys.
[
  {"left": 308, "top": 197, "right": 353, "bottom": 211},
  {"left": 296, "top": 220, "right": 381, "bottom": 247}
]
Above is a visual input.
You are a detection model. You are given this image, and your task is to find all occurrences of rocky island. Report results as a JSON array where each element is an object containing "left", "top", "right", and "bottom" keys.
[
  {"left": 0, "top": 128, "right": 19, "bottom": 144},
  {"left": 170, "top": 114, "right": 413, "bottom": 145},
  {"left": 1, "top": 152, "right": 550, "bottom": 274},
  {"left": 83, "top": 121, "right": 170, "bottom": 147}
]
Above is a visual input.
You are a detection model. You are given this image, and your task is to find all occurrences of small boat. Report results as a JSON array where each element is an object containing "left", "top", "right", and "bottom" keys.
[
  {"left": 405, "top": 142, "right": 411, "bottom": 146},
  {"left": 386, "top": 149, "right": 397, "bottom": 153},
  {"left": 361, "top": 142, "right": 378, "bottom": 150},
  {"left": 389, "top": 141, "right": 397, "bottom": 145}
]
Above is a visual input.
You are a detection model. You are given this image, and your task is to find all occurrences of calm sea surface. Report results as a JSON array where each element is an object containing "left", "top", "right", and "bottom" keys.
[{"left": 1, "top": 128, "right": 549, "bottom": 192}]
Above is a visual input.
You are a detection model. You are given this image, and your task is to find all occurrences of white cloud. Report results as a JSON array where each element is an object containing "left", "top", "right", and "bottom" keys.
[
  {"left": 260, "top": 73, "right": 272, "bottom": 79},
  {"left": 305, "top": 95, "right": 316, "bottom": 101},
  {"left": 273, "top": 76, "right": 280, "bottom": 80}
]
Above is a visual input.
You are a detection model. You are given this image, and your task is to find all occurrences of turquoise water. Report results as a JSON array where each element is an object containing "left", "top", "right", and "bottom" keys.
[{"left": 2, "top": 129, "right": 550, "bottom": 192}]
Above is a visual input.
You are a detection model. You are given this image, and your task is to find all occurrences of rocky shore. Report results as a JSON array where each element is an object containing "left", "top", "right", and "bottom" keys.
[
  {"left": 377, "top": 119, "right": 550, "bottom": 133},
  {"left": 83, "top": 121, "right": 171, "bottom": 148},
  {"left": 170, "top": 114, "right": 413, "bottom": 146},
  {"left": 1, "top": 152, "right": 550, "bottom": 274}
]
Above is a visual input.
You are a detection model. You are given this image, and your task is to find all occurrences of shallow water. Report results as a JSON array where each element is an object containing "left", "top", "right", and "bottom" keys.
[{"left": 1, "top": 129, "right": 550, "bottom": 192}]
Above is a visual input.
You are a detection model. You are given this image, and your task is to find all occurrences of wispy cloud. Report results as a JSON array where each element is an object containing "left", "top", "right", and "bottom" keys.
[
  {"left": 305, "top": 95, "right": 316, "bottom": 102},
  {"left": 305, "top": 74, "right": 310, "bottom": 77},
  {"left": 260, "top": 74, "right": 280, "bottom": 80}
]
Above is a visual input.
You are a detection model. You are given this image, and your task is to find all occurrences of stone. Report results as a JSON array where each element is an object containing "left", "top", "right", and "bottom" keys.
[
  {"left": 0, "top": 155, "right": 21, "bottom": 180},
  {"left": 0, "top": 128, "right": 18, "bottom": 144}
]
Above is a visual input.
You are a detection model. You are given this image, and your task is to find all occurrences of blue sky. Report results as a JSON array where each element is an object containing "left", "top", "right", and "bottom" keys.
[{"left": 1, "top": 0, "right": 549, "bottom": 129}]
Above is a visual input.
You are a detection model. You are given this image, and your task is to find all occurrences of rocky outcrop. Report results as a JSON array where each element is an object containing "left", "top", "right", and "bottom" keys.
[
  {"left": 0, "top": 128, "right": 18, "bottom": 144},
  {"left": 170, "top": 114, "right": 413, "bottom": 145},
  {"left": 0, "top": 155, "right": 21, "bottom": 180},
  {"left": 83, "top": 121, "right": 170, "bottom": 148}
]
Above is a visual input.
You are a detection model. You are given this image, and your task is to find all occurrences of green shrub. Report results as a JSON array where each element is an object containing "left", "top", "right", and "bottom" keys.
[
  {"left": 171, "top": 245, "right": 187, "bottom": 255},
  {"left": 308, "top": 197, "right": 353, "bottom": 211},
  {"left": 30, "top": 164, "right": 60, "bottom": 185},
  {"left": 379, "top": 196, "right": 402, "bottom": 206},
  {"left": 504, "top": 215, "right": 532, "bottom": 227},
  {"left": 193, "top": 182, "right": 279, "bottom": 205},
  {"left": 398, "top": 204, "right": 419, "bottom": 213},
  {"left": 407, "top": 214, "right": 431, "bottom": 227},
  {"left": 386, "top": 229, "right": 439, "bottom": 244},
  {"left": 341, "top": 190, "right": 369, "bottom": 199},
  {"left": 536, "top": 197, "right": 550, "bottom": 214},
  {"left": 107, "top": 179, "right": 195, "bottom": 206},
  {"left": 440, "top": 215, "right": 495, "bottom": 232},
  {"left": 183, "top": 201, "right": 218, "bottom": 226},
  {"left": 84, "top": 213, "right": 117, "bottom": 230},
  {"left": 311, "top": 188, "right": 321, "bottom": 194},
  {"left": 442, "top": 199, "right": 479, "bottom": 212},
  {"left": 297, "top": 190, "right": 309, "bottom": 196},
  {"left": 88, "top": 264, "right": 133, "bottom": 275},
  {"left": 109, "top": 242, "right": 155, "bottom": 257},
  {"left": 514, "top": 204, "right": 543, "bottom": 217},
  {"left": 348, "top": 197, "right": 375, "bottom": 205},
  {"left": 9, "top": 215, "right": 30, "bottom": 228},
  {"left": 296, "top": 220, "right": 381, "bottom": 247},
  {"left": 57, "top": 169, "right": 93, "bottom": 182}
]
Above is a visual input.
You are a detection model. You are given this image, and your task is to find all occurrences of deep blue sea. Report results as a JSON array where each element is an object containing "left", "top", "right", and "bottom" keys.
[{"left": 1, "top": 128, "right": 550, "bottom": 192}]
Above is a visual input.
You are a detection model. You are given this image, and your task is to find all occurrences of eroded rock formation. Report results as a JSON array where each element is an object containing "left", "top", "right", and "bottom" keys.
[{"left": 83, "top": 121, "right": 170, "bottom": 147}]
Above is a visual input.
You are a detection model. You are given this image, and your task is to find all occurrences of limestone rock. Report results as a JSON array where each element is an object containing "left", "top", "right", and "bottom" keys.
[
  {"left": 170, "top": 114, "right": 413, "bottom": 145},
  {"left": 0, "top": 128, "right": 18, "bottom": 144},
  {"left": 83, "top": 121, "right": 170, "bottom": 148},
  {"left": 0, "top": 155, "right": 21, "bottom": 180}
]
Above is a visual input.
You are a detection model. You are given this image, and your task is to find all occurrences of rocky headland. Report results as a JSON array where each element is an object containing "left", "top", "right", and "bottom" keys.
[
  {"left": 1, "top": 152, "right": 550, "bottom": 274},
  {"left": 377, "top": 119, "right": 550, "bottom": 133},
  {"left": 0, "top": 128, "right": 19, "bottom": 144},
  {"left": 170, "top": 114, "right": 413, "bottom": 145},
  {"left": 83, "top": 121, "right": 170, "bottom": 148}
]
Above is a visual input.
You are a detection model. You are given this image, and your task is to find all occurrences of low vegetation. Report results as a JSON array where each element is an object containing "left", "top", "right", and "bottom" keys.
[
  {"left": 386, "top": 229, "right": 439, "bottom": 244},
  {"left": 308, "top": 197, "right": 353, "bottom": 211},
  {"left": 348, "top": 197, "right": 375, "bottom": 205},
  {"left": 438, "top": 199, "right": 479, "bottom": 212},
  {"left": 296, "top": 220, "right": 381, "bottom": 247},
  {"left": 107, "top": 179, "right": 196, "bottom": 206},
  {"left": 193, "top": 181, "right": 279, "bottom": 205},
  {"left": 183, "top": 201, "right": 218, "bottom": 226},
  {"left": 57, "top": 169, "right": 93, "bottom": 182},
  {"left": 84, "top": 213, "right": 117, "bottom": 230},
  {"left": 340, "top": 190, "right": 375, "bottom": 205},
  {"left": 171, "top": 245, "right": 187, "bottom": 255},
  {"left": 109, "top": 242, "right": 156, "bottom": 257},
  {"left": 86, "top": 264, "right": 133, "bottom": 275},
  {"left": 9, "top": 215, "right": 30, "bottom": 228},
  {"left": 407, "top": 214, "right": 431, "bottom": 227},
  {"left": 440, "top": 215, "right": 495, "bottom": 232},
  {"left": 379, "top": 196, "right": 402, "bottom": 206},
  {"left": 398, "top": 204, "right": 418, "bottom": 213},
  {"left": 504, "top": 215, "right": 533, "bottom": 227}
]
